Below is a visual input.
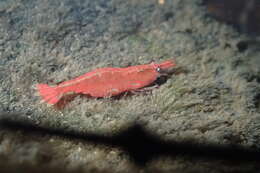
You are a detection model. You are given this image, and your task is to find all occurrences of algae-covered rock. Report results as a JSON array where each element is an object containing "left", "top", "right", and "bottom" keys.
[{"left": 0, "top": 0, "right": 259, "bottom": 172}]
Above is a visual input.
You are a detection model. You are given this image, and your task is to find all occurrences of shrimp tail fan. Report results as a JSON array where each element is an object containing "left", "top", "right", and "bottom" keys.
[{"left": 36, "top": 84, "right": 60, "bottom": 105}]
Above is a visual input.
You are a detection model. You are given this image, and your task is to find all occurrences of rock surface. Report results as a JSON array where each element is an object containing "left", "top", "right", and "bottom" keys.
[{"left": 0, "top": 0, "right": 260, "bottom": 172}]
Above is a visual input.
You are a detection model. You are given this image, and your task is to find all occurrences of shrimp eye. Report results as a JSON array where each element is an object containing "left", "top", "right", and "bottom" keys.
[{"left": 156, "top": 67, "right": 161, "bottom": 72}]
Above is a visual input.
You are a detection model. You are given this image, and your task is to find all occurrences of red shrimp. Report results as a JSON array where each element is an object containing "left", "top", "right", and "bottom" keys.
[{"left": 36, "top": 60, "right": 176, "bottom": 106}]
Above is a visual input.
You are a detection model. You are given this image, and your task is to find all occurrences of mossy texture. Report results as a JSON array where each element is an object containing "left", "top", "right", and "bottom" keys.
[{"left": 0, "top": 0, "right": 260, "bottom": 172}]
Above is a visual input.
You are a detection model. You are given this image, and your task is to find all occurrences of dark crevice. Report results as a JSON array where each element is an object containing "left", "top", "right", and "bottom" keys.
[
  {"left": 236, "top": 41, "right": 248, "bottom": 52},
  {"left": 253, "top": 92, "right": 260, "bottom": 112},
  {"left": 163, "top": 12, "right": 174, "bottom": 21},
  {"left": 205, "top": 0, "right": 260, "bottom": 35},
  {"left": 0, "top": 115, "right": 260, "bottom": 167}
]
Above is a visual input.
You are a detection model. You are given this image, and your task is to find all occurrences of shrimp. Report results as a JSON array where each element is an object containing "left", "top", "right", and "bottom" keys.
[{"left": 36, "top": 60, "right": 176, "bottom": 106}]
